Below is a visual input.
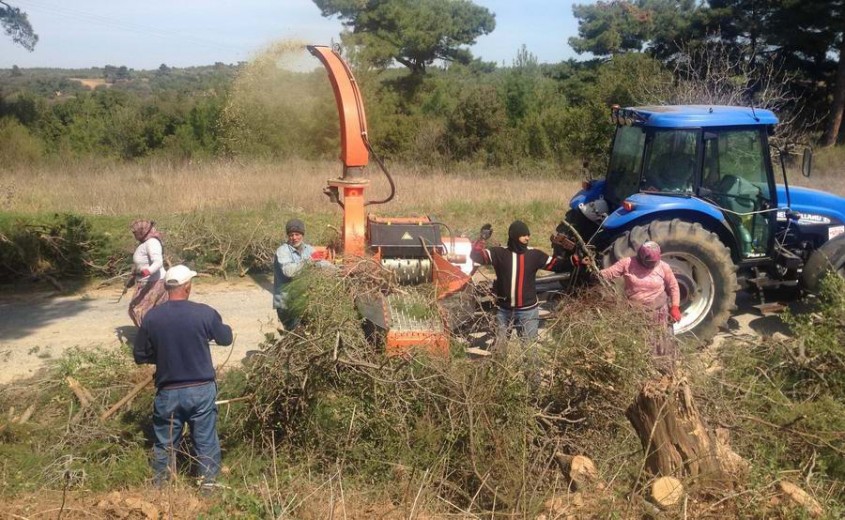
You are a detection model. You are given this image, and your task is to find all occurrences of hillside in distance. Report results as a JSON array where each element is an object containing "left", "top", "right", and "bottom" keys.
[{"left": 0, "top": 63, "right": 241, "bottom": 98}]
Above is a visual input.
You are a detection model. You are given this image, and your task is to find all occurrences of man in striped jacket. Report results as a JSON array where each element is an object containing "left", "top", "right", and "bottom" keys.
[{"left": 471, "top": 220, "right": 564, "bottom": 342}]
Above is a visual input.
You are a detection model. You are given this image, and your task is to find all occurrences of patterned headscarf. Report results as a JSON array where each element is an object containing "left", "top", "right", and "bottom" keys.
[
  {"left": 130, "top": 219, "right": 163, "bottom": 244},
  {"left": 636, "top": 241, "right": 661, "bottom": 268}
]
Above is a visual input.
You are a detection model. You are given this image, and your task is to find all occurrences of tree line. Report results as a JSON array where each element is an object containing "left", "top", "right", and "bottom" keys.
[{"left": 0, "top": 0, "right": 842, "bottom": 173}]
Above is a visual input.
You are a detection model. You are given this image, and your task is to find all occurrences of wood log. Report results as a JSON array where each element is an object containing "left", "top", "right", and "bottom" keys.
[
  {"left": 100, "top": 372, "right": 154, "bottom": 422},
  {"left": 779, "top": 481, "right": 823, "bottom": 518},
  {"left": 15, "top": 404, "right": 35, "bottom": 424},
  {"left": 651, "top": 476, "right": 683, "bottom": 509},
  {"left": 626, "top": 376, "right": 727, "bottom": 486},
  {"left": 554, "top": 453, "right": 599, "bottom": 490},
  {"left": 66, "top": 376, "right": 92, "bottom": 408}
]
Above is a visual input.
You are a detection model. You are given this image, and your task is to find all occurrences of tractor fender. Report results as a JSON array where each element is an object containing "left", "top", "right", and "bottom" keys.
[
  {"left": 601, "top": 193, "right": 726, "bottom": 230},
  {"left": 801, "top": 234, "right": 845, "bottom": 293},
  {"left": 569, "top": 179, "right": 607, "bottom": 210}
]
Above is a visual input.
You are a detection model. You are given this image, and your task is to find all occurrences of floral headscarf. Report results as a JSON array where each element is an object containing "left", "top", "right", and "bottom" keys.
[{"left": 130, "top": 219, "right": 163, "bottom": 244}]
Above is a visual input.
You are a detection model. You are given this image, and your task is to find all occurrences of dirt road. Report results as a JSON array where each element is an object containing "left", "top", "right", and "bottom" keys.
[
  {"left": 0, "top": 276, "right": 788, "bottom": 384},
  {"left": 0, "top": 276, "right": 279, "bottom": 384}
]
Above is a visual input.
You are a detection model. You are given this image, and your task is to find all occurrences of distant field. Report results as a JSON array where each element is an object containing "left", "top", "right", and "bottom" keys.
[
  {"left": 0, "top": 152, "right": 842, "bottom": 235},
  {"left": 68, "top": 78, "right": 109, "bottom": 89},
  {"left": 0, "top": 159, "right": 581, "bottom": 237}
]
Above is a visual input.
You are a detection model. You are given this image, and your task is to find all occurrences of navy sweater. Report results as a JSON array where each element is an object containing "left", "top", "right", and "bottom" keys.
[{"left": 133, "top": 300, "right": 233, "bottom": 388}]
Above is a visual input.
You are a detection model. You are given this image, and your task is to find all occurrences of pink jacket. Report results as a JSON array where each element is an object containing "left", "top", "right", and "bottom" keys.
[{"left": 600, "top": 257, "right": 680, "bottom": 309}]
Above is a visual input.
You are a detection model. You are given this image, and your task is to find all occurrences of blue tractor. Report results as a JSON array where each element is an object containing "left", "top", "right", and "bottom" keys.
[{"left": 553, "top": 105, "right": 845, "bottom": 340}]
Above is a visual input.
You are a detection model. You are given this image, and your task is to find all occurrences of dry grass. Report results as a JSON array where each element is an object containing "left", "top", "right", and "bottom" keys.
[
  {"left": 794, "top": 146, "right": 845, "bottom": 192},
  {"left": 0, "top": 158, "right": 580, "bottom": 217},
  {"left": 2, "top": 153, "right": 841, "bottom": 222}
]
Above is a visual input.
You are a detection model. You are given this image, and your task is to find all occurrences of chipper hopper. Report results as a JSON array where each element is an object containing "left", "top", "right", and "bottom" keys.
[{"left": 307, "top": 45, "right": 473, "bottom": 356}]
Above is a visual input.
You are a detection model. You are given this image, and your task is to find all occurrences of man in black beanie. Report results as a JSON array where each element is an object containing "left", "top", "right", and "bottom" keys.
[
  {"left": 471, "top": 220, "right": 564, "bottom": 342},
  {"left": 272, "top": 218, "right": 314, "bottom": 330}
]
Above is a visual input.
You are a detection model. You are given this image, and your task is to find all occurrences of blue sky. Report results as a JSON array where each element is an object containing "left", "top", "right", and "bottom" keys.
[{"left": 1, "top": 0, "right": 590, "bottom": 69}]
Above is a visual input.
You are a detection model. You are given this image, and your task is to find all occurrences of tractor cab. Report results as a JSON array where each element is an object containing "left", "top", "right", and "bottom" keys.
[{"left": 601, "top": 105, "right": 780, "bottom": 261}]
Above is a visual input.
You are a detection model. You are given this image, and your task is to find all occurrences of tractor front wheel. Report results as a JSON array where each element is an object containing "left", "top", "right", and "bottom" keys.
[{"left": 604, "top": 219, "right": 738, "bottom": 341}]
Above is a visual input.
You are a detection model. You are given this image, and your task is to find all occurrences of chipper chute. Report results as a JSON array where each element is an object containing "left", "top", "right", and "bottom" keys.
[{"left": 307, "top": 45, "right": 472, "bottom": 356}]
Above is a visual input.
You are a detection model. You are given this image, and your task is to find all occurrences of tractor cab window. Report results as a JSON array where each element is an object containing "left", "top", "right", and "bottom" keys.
[
  {"left": 605, "top": 125, "right": 646, "bottom": 205},
  {"left": 641, "top": 130, "right": 697, "bottom": 194},
  {"left": 701, "top": 129, "right": 772, "bottom": 257}
]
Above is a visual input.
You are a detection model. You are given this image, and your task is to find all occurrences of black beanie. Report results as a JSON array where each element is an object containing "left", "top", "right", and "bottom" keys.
[
  {"left": 508, "top": 220, "right": 530, "bottom": 240},
  {"left": 285, "top": 219, "right": 305, "bottom": 235},
  {"left": 507, "top": 220, "right": 530, "bottom": 253}
]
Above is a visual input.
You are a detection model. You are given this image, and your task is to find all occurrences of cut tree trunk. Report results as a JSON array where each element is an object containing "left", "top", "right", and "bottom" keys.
[
  {"left": 554, "top": 453, "right": 599, "bottom": 490},
  {"left": 651, "top": 476, "right": 684, "bottom": 509},
  {"left": 626, "top": 376, "right": 738, "bottom": 488}
]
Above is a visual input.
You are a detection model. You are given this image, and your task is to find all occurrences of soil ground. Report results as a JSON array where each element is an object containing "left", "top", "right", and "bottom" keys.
[{"left": 0, "top": 275, "right": 790, "bottom": 384}]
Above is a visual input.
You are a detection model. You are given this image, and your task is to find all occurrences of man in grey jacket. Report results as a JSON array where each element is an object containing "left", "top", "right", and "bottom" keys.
[{"left": 272, "top": 219, "right": 314, "bottom": 330}]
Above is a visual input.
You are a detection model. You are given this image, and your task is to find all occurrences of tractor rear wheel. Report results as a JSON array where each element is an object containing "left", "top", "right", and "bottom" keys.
[{"left": 604, "top": 219, "right": 738, "bottom": 341}]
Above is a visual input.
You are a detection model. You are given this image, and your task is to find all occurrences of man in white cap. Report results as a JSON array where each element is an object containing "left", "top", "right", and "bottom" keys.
[{"left": 133, "top": 264, "right": 233, "bottom": 493}]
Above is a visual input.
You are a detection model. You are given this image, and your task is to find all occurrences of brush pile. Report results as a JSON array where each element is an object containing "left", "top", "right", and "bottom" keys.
[{"left": 240, "top": 263, "right": 658, "bottom": 511}]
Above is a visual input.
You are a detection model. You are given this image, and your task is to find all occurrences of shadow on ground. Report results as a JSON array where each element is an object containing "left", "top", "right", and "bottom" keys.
[
  {"left": 246, "top": 272, "right": 273, "bottom": 294},
  {"left": 115, "top": 325, "right": 138, "bottom": 345},
  {"left": 730, "top": 290, "right": 810, "bottom": 337},
  {"left": 0, "top": 293, "right": 95, "bottom": 342}
]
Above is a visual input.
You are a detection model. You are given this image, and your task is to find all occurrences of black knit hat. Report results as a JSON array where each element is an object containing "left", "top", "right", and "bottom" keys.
[
  {"left": 508, "top": 220, "right": 530, "bottom": 240},
  {"left": 285, "top": 218, "right": 305, "bottom": 235}
]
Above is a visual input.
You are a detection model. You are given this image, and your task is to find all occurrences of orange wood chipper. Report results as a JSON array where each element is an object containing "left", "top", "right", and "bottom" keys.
[{"left": 307, "top": 45, "right": 474, "bottom": 356}]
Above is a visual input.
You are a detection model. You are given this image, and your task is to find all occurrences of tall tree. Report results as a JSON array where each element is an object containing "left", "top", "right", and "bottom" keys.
[
  {"left": 0, "top": 1, "right": 37, "bottom": 51},
  {"left": 569, "top": 0, "right": 696, "bottom": 57},
  {"left": 312, "top": 0, "right": 495, "bottom": 74},
  {"left": 571, "top": 0, "right": 845, "bottom": 145}
]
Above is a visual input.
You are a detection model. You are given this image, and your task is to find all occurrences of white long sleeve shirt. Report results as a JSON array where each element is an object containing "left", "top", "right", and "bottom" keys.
[{"left": 133, "top": 238, "right": 166, "bottom": 283}]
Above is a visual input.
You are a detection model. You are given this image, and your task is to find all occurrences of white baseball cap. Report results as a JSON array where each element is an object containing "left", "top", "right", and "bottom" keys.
[{"left": 164, "top": 265, "right": 197, "bottom": 287}]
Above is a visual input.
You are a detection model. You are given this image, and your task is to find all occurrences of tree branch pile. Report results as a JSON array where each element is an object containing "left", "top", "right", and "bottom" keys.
[{"left": 238, "top": 270, "right": 660, "bottom": 512}]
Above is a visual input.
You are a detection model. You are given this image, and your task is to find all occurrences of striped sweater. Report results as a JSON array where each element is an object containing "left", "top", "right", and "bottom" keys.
[{"left": 471, "top": 240, "right": 560, "bottom": 310}]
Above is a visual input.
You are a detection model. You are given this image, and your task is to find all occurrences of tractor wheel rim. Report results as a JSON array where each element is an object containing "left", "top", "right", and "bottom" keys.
[{"left": 662, "top": 252, "right": 715, "bottom": 334}]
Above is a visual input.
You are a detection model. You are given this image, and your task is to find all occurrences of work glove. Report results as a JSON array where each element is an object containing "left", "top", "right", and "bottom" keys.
[
  {"left": 479, "top": 223, "right": 493, "bottom": 241},
  {"left": 140, "top": 268, "right": 151, "bottom": 277},
  {"left": 570, "top": 254, "right": 593, "bottom": 267},
  {"left": 669, "top": 306, "right": 682, "bottom": 323}
]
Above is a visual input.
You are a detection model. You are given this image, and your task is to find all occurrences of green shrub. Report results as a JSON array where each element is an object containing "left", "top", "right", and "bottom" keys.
[
  {"left": 0, "top": 116, "right": 44, "bottom": 167},
  {"left": 703, "top": 275, "right": 845, "bottom": 510},
  {"left": 0, "top": 213, "right": 121, "bottom": 281}
]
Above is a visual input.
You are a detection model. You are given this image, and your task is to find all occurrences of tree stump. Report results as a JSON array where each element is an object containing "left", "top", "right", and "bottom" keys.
[
  {"left": 554, "top": 453, "right": 599, "bottom": 490},
  {"left": 626, "top": 376, "right": 731, "bottom": 487}
]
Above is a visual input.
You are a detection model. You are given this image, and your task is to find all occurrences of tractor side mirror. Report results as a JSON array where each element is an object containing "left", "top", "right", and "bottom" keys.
[{"left": 801, "top": 147, "right": 813, "bottom": 178}]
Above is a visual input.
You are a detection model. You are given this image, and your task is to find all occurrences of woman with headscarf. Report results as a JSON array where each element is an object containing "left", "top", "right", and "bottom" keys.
[
  {"left": 471, "top": 220, "right": 564, "bottom": 342},
  {"left": 128, "top": 219, "right": 168, "bottom": 327},
  {"left": 598, "top": 241, "right": 681, "bottom": 367}
]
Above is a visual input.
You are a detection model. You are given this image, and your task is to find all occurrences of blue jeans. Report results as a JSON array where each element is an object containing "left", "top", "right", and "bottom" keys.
[
  {"left": 497, "top": 306, "right": 540, "bottom": 341},
  {"left": 152, "top": 381, "right": 220, "bottom": 484}
]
